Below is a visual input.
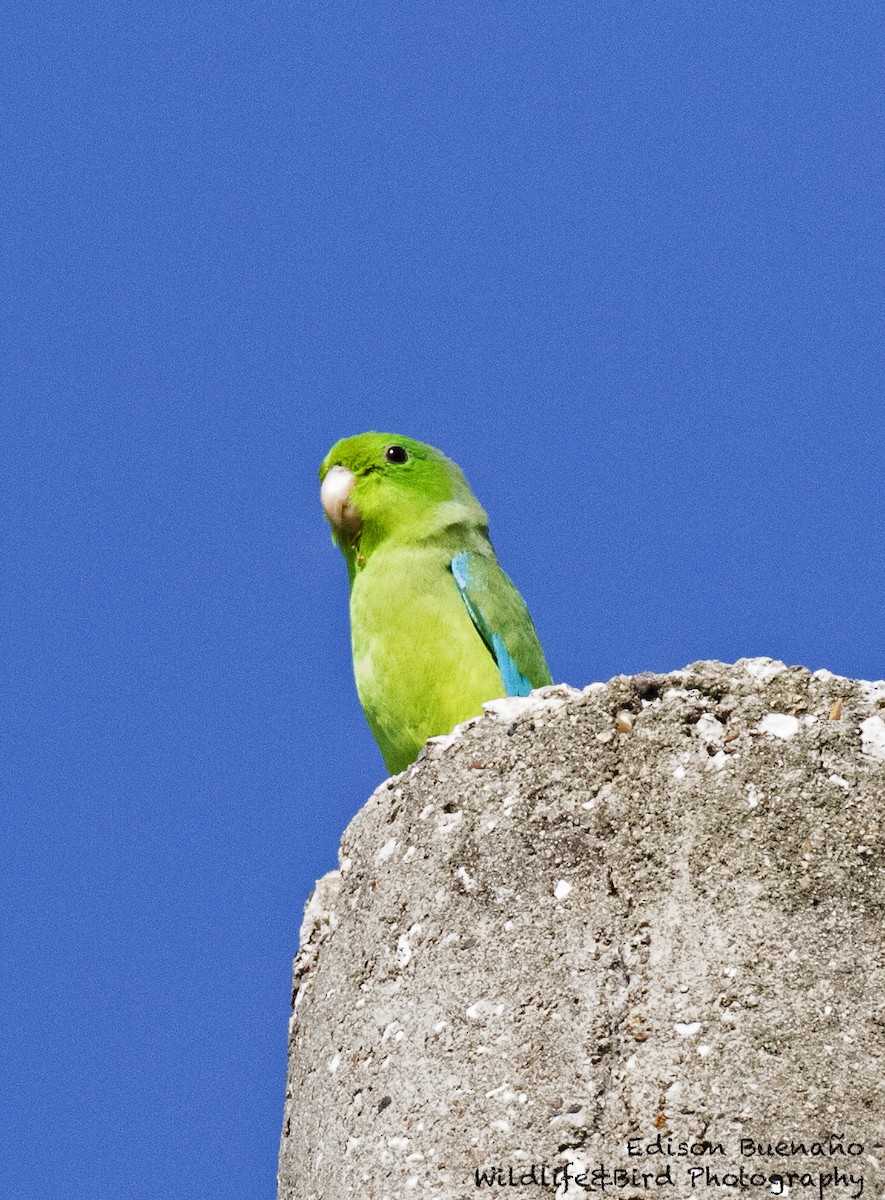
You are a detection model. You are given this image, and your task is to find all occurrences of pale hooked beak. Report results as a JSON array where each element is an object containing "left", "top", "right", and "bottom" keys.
[{"left": 320, "top": 465, "right": 361, "bottom": 533}]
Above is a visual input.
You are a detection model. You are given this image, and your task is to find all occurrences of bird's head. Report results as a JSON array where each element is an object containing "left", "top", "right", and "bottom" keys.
[{"left": 319, "top": 433, "right": 486, "bottom": 567}]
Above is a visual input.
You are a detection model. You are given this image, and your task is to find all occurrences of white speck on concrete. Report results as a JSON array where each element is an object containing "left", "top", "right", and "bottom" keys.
[
  {"left": 387, "top": 1136, "right": 410, "bottom": 1151},
  {"left": 425, "top": 720, "right": 475, "bottom": 755},
  {"left": 554, "top": 879, "right": 573, "bottom": 901},
  {"left": 829, "top": 774, "right": 849, "bottom": 789},
  {"left": 674, "top": 1021, "right": 702, "bottom": 1037},
  {"left": 432, "top": 1020, "right": 447, "bottom": 1033},
  {"left": 437, "top": 810, "right": 463, "bottom": 833},
  {"left": 860, "top": 715, "right": 885, "bottom": 760},
  {"left": 402, "top": 846, "right": 416, "bottom": 863},
  {"left": 535, "top": 683, "right": 580, "bottom": 699},
  {"left": 758, "top": 713, "right": 801, "bottom": 739},
  {"left": 673, "top": 765, "right": 686, "bottom": 780},
  {"left": 707, "top": 750, "right": 728, "bottom": 770},
  {"left": 740, "top": 657, "right": 788, "bottom": 683},
  {"left": 327, "top": 1052, "right": 340, "bottom": 1072},
  {"left": 466, "top": 999, "right": 506, "bottom": 1021},
  {"left": 484, "top": 689, "right": 573, "bottom": 723},
  {"left": 696, "top": 713, "right": 725, "bottom": 744},
  {"left": 483, "top": 695, "right": 536, "bottom": 721},
  {"left": 859, "top": 679, "right": 885, "bottom": 707},
  {"left": 376, "top": 838, "right": 397, "bottom": 863},
  {"left": 395, "top": 934, "right": 412, "bottom": 968},
  {"left": 456, "top": 866, "right": 477, "bottom": 891},
  {"left": 426, "top": 733, "right": 454, "bottom": 752},
  {"left": 698, "top": 1044, "right": 711, "bottom": 1057}
]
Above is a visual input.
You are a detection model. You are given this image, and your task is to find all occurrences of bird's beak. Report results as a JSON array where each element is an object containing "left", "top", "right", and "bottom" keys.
[{"left": 320, "top": 465, "right": 361, "bottom": 533}]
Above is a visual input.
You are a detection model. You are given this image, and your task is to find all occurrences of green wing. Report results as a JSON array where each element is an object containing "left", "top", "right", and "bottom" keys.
[{"left": 450, "top": 551, "right": 552, "bottom": 695}]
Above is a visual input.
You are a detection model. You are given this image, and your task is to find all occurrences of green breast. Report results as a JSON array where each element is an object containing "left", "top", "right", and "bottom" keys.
[{"left": 349, "top": 545, "right": 505, "bottom": 773}]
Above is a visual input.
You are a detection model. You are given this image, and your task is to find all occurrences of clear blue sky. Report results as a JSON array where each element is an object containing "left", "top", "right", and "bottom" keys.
[{"left": 2, "top": 2, "right": 882, "bottom": 1197}]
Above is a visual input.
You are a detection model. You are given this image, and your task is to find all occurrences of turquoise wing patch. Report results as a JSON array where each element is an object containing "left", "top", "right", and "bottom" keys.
[{"left": 451, "top": 552, "right": 533, "bottom": 696}]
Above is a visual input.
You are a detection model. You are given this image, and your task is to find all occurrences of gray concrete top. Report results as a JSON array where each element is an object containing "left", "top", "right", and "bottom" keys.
[{"left": 279, "top": 659, "right": 885, "bottom": 1200}]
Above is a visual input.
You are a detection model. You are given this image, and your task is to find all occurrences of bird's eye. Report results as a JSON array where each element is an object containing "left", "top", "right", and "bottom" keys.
[{"left": 385, "top": 445, "right": 409, "bottom": 464}]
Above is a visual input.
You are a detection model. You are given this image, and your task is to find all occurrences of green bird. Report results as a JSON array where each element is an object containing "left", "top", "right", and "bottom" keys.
[{"left": 319, "top": 432, "right": 552, "bottom": 774}]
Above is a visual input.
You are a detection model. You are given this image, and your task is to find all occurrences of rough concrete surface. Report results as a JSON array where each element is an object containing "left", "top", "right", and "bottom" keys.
[{"left": 278, "top": 659, "right": 885, "bottom": 1200}]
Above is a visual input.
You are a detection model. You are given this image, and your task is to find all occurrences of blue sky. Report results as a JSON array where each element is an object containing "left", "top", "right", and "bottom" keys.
[{"left": 2, "top": 2, "right": 882, "bottom": 1197}]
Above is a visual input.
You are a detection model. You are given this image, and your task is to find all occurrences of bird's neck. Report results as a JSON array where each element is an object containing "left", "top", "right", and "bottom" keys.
[{"left": 339, "top": 500, "right": 491, "bottom": 584}]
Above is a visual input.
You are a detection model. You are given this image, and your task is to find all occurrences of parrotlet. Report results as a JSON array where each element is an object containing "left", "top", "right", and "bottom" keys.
[{"left": 319, "top": 433, "right": 552, "bottom": 774}]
